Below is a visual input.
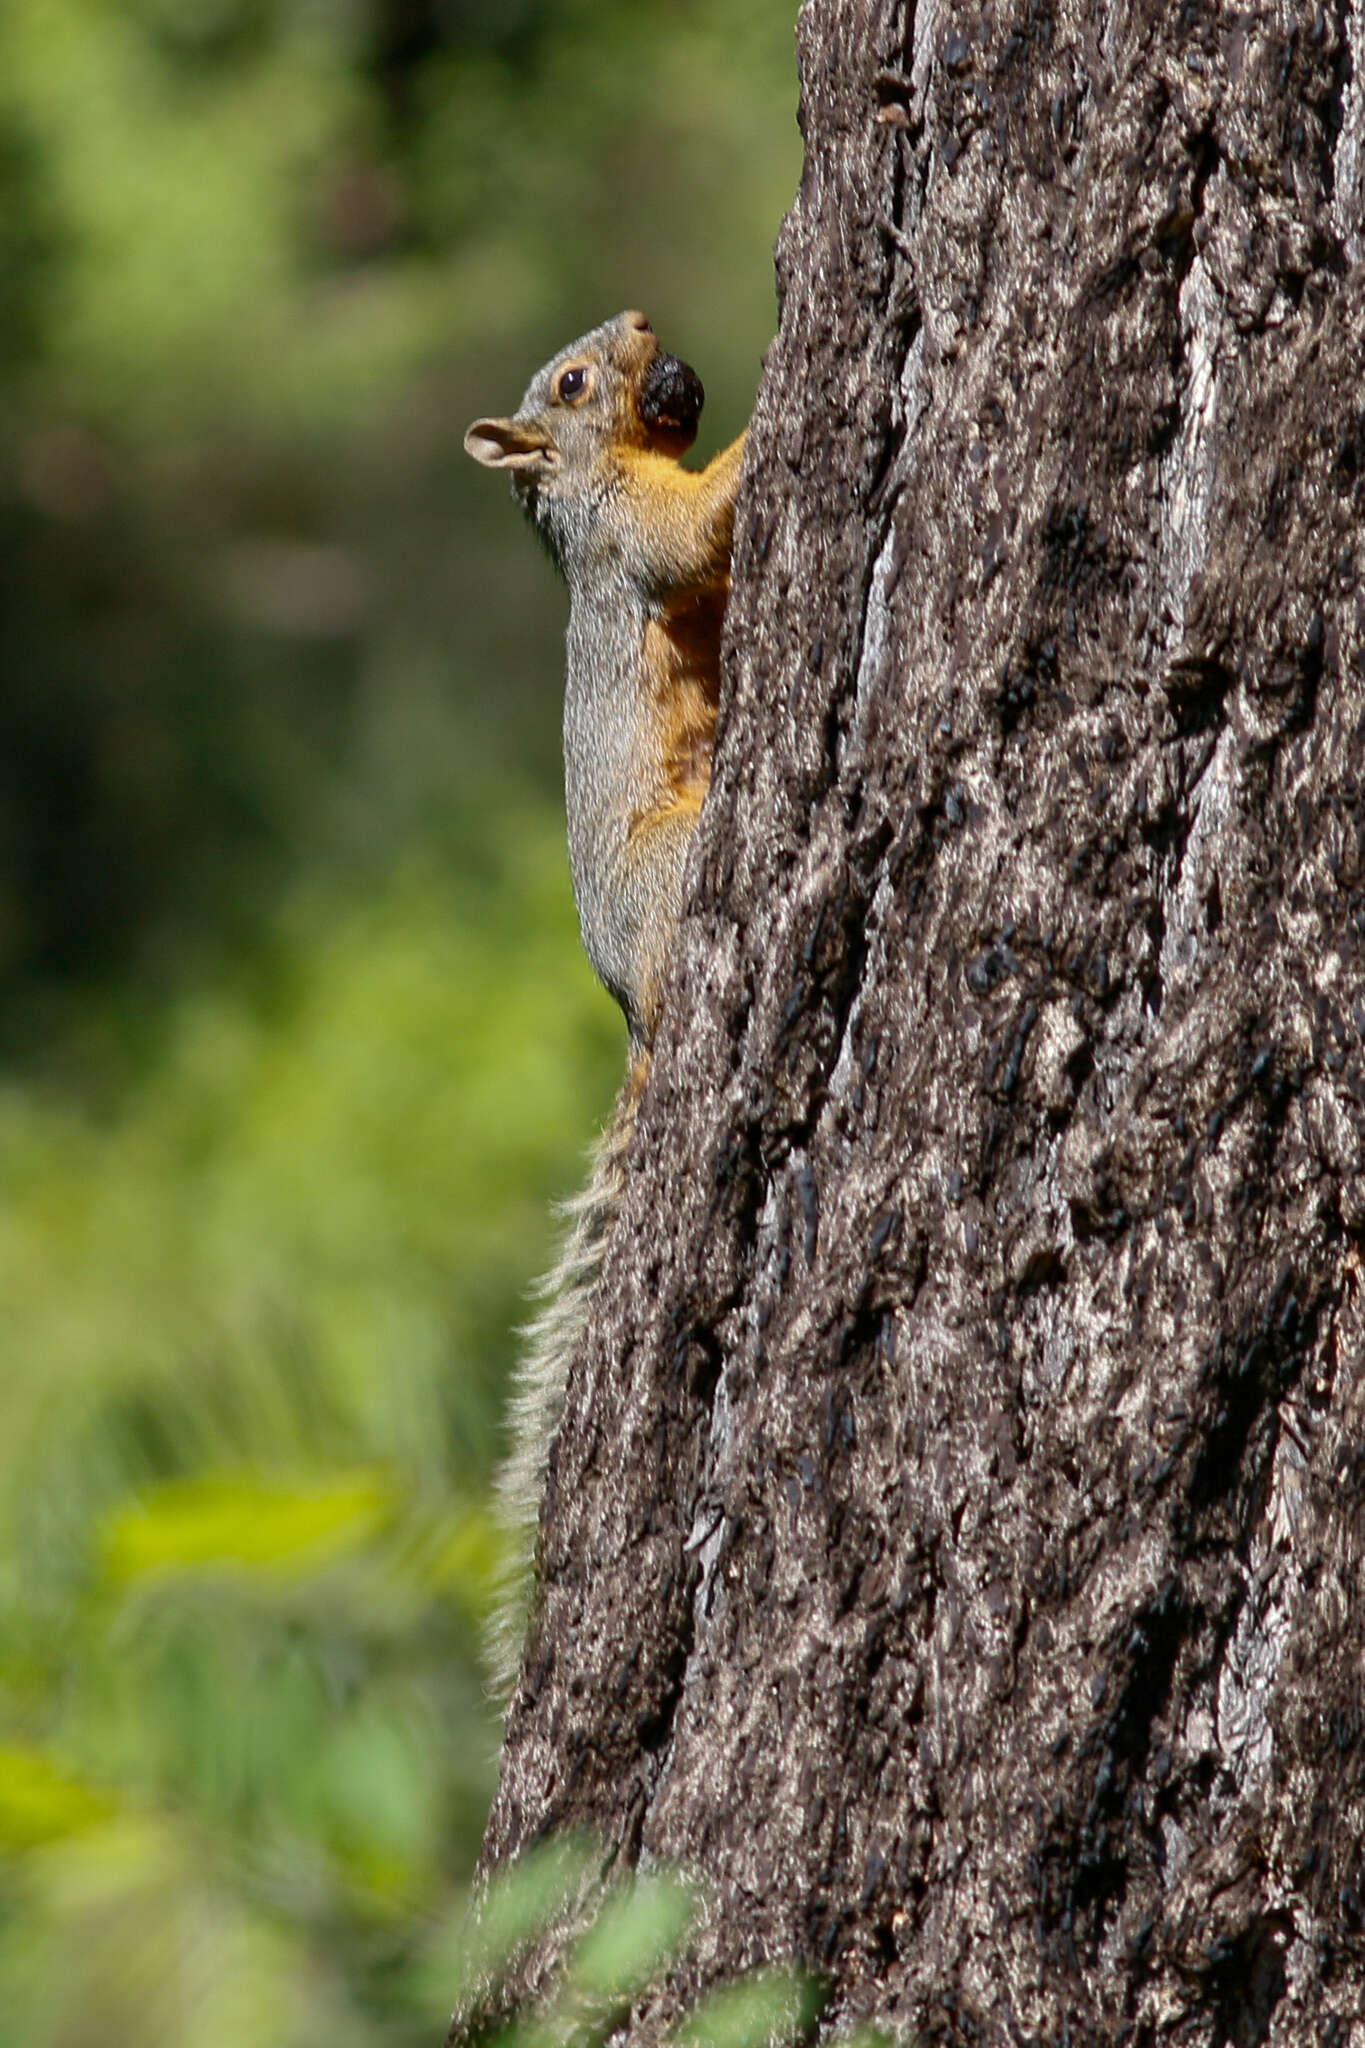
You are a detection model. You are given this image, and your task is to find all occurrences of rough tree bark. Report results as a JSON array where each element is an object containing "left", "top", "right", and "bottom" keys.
[{"left": 474, "top": 1, "right": 1365, "bottom": 2041}]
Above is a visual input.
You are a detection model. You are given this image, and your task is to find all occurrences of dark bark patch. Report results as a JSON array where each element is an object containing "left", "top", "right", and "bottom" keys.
[
  {"left": 1164, "top": 655, "right": 1235, "bottom": 737},
  {"left": 1199, "top": 1909, "right": 1292, "bottom": 2048}
]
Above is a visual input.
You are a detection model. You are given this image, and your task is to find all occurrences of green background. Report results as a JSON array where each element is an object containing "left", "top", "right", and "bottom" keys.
[{"left": 0, "top": 3, "right": 798, "bottom": 2040}]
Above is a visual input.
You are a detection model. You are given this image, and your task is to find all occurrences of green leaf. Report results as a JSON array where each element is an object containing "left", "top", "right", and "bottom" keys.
[
  {"left": 670, "top": 1967, "right": 822, "bottom": 2048},
  {"left": 0, "top": 1746, "right": 114, "bottom": 1850},
  {"left": 568, "top": 1874, "right": 697, "bottom": 2004},
  {"left": 435, "top": 1836, "right": 599, "bottom": 2011},
  {"left": 99, "top": 1469, "right": 391, "bottom": 1584}
]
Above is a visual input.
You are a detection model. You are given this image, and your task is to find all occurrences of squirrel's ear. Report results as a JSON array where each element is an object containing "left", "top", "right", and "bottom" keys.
[{"left": 464, "top": 418, "right": 554, "bottom": 470}]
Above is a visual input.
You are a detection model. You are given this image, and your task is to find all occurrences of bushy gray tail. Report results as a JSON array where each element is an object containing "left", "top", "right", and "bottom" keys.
[{"left": 487, "top": 1061, "right": 643, "bottom": 1700}]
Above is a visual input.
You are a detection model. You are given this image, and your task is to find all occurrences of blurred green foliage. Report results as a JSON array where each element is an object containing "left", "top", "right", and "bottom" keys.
[
  {"left": 0, "top": 0, "right": 798, "bottom": 2040},
  {"left": 429, "top": 1840, "right": 859, "bottom": 2048}
]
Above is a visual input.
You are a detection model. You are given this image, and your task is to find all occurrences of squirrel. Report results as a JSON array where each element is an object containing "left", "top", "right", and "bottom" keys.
[{"left": 465, "top": 309, "right": 746, "bottom": 1694}]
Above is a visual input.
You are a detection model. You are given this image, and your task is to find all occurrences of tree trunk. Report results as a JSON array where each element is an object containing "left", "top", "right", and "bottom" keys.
[{"left": 476, "top": 0, "right": 1365, "bottom": 2040}]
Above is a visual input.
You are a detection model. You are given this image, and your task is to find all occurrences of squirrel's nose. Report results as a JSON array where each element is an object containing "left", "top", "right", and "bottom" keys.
[{"left": 623, "top": 311, "right": 652, "bottom": 334}]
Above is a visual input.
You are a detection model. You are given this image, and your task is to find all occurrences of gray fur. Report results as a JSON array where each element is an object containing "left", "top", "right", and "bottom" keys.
[
  {"left": 469, "top": 314, "right": 674, "bottom": 1695},
  {"left": 489, "top": 309, "right": 694, "bottom": 1052},
  {"left": 485, "top": 1081, "right": 635, "bottom": 1699}
]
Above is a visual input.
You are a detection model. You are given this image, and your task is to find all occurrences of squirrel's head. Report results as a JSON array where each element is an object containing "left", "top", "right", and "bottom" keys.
[{"left": 464, "top": 311, "right": 705, "bottom": 560}]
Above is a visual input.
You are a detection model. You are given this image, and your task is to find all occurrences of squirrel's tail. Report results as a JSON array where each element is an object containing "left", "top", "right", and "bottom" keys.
[{"left": 487, "top": 1057, "right": 646, "bottom": 1700}]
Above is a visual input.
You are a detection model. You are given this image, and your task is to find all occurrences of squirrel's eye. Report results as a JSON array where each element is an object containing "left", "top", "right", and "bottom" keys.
[{"left": 557, "top": 366, "right": 588, "bottom": 403}]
